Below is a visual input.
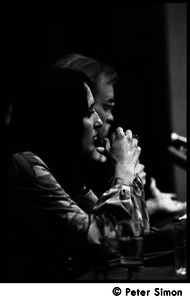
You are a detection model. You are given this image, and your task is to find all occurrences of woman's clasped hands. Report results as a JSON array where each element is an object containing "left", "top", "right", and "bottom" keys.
[{"left": 97, "top": 127, "right": 141, "bottom": 183}]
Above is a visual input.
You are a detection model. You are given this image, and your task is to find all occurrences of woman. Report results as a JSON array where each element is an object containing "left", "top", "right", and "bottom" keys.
[{"left": 4, "top": 67, "right": 149, "bottom": 282}]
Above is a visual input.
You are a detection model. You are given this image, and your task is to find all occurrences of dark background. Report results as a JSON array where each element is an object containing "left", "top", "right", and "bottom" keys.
[{"left": 4, "top": 3, "right": 185, "bottom": 193}]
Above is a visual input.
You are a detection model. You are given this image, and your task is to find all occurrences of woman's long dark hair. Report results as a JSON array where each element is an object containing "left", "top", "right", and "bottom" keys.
[{"left": 8, "top": 68, "right": 93, "bottom": 193}]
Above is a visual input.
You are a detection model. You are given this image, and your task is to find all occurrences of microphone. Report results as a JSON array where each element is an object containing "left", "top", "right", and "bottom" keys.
[
  {"left": 170, "top": 132, "right": 187, "bottom": 148},
  {"left": 167, "top": 132, "right": 187, "bottom": 169}
]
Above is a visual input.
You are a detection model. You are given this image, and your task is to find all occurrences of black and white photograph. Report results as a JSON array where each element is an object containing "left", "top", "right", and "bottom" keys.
[{"left": 3, "top": 2, "right": 188, "bottom": 298}]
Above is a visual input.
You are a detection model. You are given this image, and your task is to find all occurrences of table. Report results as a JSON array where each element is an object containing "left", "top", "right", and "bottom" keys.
[{"left": 76, "top": 250, "right": 187, "bottom": 282}]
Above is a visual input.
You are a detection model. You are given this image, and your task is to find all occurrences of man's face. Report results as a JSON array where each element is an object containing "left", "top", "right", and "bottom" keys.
[{"left": 94, "top": 75, "right": 115, "bottom": 145}]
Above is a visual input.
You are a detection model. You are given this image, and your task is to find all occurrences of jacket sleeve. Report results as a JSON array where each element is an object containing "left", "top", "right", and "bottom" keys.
[
  {"left": 89, "top": 176, "right": 150, "bottom": 245},
  {"left": 7, "top": 152, "right": 149, "bottom": 251}
]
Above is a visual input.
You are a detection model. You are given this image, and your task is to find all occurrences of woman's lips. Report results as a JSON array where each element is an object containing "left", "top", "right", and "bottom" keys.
[
  {"left": 92, "top": 134, "right": 100, "bottom": 146},
  {"left": 92, "top": 132, "right": 98, "bottom": 141}
]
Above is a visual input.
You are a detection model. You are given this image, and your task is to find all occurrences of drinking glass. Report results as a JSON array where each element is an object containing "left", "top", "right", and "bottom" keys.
[
  {"left": 173, "top": 219, "right": 186, "bottom": 276},
  {"left": 116, "top": 220, "right": 144, "bottom": 278}
]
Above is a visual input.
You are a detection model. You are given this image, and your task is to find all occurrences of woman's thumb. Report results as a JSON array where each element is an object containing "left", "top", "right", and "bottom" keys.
[{"left": 96, "top": 147, "right": 105, "bottom": 154}]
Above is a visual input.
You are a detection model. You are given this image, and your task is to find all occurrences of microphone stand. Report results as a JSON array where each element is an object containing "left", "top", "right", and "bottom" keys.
[{"left": 167, "top": 145, "right": 187, "bottom": 169}]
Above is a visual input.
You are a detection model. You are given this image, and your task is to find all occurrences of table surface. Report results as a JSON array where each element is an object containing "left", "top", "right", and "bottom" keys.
[{"left": 76, "top": 251, "right": 187, "bottom": 282}]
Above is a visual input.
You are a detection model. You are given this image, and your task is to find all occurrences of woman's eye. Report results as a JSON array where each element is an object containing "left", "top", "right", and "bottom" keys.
[{"left": 88, "top": 109, "right": 95, "bottom": 116}]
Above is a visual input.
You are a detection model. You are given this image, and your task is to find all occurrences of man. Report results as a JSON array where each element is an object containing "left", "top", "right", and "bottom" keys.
[{"left": 54, "top": 53, "right": 186, "bottom": 219}]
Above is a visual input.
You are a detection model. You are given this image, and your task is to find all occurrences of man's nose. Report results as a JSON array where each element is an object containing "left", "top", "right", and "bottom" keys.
[{"left": 107, "top": 113, "right": 114, "bottom": 123}]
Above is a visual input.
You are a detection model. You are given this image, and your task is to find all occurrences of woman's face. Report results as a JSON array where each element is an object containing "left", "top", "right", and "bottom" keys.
[{"left": 82, "top": 83, "right": 104, "bottom": 161}]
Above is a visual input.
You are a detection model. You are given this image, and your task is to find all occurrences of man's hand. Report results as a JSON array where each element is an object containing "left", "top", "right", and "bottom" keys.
[{"left": 147, "top": 177, "right": 186, "bottom": 216}]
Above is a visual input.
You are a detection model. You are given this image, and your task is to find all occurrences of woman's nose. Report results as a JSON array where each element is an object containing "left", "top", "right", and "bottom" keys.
[{"left": 94, "top": 112, "right": 103, "bottom": 128}]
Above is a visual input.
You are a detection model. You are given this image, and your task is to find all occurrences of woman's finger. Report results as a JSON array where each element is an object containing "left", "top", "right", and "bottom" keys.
[
  {"left": 125, "top": 129, "right": 133, "bottom": 138},
  {"left": 115, "top": 127, "right": 125, "bottom": 137}
]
